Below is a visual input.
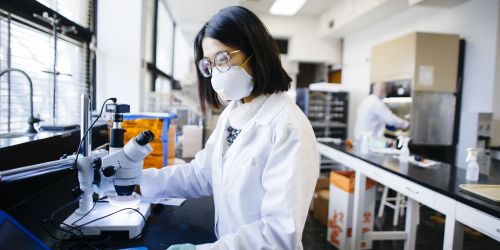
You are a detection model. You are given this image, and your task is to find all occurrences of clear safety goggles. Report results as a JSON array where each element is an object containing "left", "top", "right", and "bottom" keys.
[{"left": 197, "top": 50, "right": 253, "bottom": 78}]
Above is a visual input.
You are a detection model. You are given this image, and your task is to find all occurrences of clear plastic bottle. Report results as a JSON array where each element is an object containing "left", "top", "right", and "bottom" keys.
[{"left": 465, "top": 148, "right": 480, "bottom": 181}]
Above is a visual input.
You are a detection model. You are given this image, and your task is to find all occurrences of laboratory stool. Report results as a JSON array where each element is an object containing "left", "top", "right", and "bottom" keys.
[{"left": 377, "top": 186, "right": 420, "bottom": 226}]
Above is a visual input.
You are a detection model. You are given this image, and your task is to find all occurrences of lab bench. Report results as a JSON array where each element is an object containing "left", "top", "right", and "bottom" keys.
[
  {"left": 318, "top": 142, "right": 500, "bottom": 250},
  {"left": 0, "top": 124, "right": 108, "bottom": 210},
  {"left": 5, "top": 169, "right": 217, "bottom": 249},
  {"left": 1, "top": 123, "right": 217, "bottom": 249}
]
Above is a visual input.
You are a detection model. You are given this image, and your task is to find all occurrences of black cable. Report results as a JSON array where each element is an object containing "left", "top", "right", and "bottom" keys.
[
  {"left": 52, "top": 205, "right": 146, "bottom": 249},
  {"left": 50, "top": 199, "right": 82, "bottom": 234},
  {"left": 76, "top": 207, "right": 146, "bottom": 228},
  {"left": 41, "top": 219, "right": 62, "bottom": 241},
  {"left": 54, "top": 235, "right": 109, "bottom": 250},
  {"left": 47, "top": 98, "right": 149, "bottom": 249},
  {"left": 70, "top": 198, "right": 99, "bottom": 226},
  {"left": 42, "top": 98, "right": 117, "bottom": 246},
  {"left": 68, "top": 196, "right": 107, "bottom": 227},
  {"left": 41, "top": 198, "right": 81, "bottom": 242},
  {"left": 73, "top": 97, "right": 115, "bottom": 170}
]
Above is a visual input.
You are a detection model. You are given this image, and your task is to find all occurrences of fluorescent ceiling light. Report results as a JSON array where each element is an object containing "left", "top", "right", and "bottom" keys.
[{"left": 269, "top": 0, "right": 307, "bottom": 16}]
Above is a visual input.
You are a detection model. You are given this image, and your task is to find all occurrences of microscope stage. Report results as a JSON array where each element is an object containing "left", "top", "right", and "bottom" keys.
[{"left": 61, "top": 202, "right": 151, "bottom": 239}]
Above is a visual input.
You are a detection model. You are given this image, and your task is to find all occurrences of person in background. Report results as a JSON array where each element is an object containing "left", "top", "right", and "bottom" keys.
[
  {"left": 140, "top": 6, "right": 319, "bottom": 250},
  {"left": 354, "top": 82, "right": 409, "bottom": 141}
]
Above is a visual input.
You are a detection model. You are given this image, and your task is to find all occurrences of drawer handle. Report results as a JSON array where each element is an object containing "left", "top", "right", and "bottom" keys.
[{"left": 405, "top": 186, "right": 420, "bottom": 195}]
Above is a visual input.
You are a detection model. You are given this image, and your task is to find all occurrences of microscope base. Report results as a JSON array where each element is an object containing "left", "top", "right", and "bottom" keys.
[{"left": 61, "top": 202, "right": 151, "bottom": 239}]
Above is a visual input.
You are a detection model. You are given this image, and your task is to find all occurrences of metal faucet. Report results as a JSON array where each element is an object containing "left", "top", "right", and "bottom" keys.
[{"left": 0, "top": 68, "right": 42, "bottom": 134}]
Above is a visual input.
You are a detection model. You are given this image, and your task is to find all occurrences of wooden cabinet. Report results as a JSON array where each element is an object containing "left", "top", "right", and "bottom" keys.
[{"left": 371, "top": 32, "right": 459, "bottom": 93}]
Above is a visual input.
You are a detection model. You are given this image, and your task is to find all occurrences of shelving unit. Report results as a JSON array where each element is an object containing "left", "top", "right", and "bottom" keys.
[{"left": 307, "top": 90, "right": 349, "bottom": 139}]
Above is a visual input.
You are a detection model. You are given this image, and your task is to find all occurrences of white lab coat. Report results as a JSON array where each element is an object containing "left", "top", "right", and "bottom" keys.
[
  {"left": 140, "top": 92, "right": 319, "bottom": 250},
  {"left": 354, "top": 94, "right": 409, "bottom": 140}
]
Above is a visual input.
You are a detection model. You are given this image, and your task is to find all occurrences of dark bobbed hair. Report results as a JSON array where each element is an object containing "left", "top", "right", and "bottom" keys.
[{"left": 194, "top": 6, "right": 291, "bottom": 112}]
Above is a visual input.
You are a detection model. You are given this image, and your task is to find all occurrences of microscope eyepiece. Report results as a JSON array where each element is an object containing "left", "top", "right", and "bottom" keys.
[{"left": 136, "top": 130, "right": 155, "bottom": 146}]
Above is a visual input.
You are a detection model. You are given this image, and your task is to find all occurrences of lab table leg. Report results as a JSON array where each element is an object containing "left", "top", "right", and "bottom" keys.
[
  {"left": 351, "top": 171, "right": 366, "bottom": 250},
  {"left": 443, "top": 215, "right": 464, "bottom": 250},
  {"left": 404, "top": 198, "right": 419, "bottom": 250}
]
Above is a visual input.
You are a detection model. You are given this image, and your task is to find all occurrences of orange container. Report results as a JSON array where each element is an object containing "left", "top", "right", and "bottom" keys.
[{"left": 119, "top": 113, "right": 176, "bottom": 169}]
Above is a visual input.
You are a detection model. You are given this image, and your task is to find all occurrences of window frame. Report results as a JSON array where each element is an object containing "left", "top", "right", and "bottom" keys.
[
  {"left": 0, "top": 0, "right": 96, "bottom": 133},
  {"left": 149, "top": 0, "right": 178, "bottom": 92}
]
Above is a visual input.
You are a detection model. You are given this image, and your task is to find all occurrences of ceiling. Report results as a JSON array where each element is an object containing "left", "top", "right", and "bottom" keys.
[
  {"left": 241, "top": 0, "right": 335, "bottom": 16},
  {"left": 165, "top": 0, "right": 335, "bottom": 43}
]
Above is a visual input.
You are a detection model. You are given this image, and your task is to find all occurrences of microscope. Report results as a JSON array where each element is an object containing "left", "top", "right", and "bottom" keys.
[{"left": 61, "top": 94, "right": 154, "bottom": 239}]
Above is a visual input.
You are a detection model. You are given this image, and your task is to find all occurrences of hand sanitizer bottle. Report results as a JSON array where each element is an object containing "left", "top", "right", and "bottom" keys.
[
  {"left": 465, "top": 148, "right": 480, "bottom": 181},
  {"left": 398, "top": 136, "right": 411, "bottom": 163},
  {"left": 360, "top": 132, "right": 370, "bottom": 154}
]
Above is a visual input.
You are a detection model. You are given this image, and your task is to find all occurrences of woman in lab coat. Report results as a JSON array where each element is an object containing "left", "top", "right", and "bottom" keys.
[{"left": 140, "top": 6, "right": 319, "bottom": 250}]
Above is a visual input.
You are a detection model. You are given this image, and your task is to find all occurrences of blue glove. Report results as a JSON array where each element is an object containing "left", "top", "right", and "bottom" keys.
[{"left": 167, "top": 243, "right": 195, "bottom": 250}]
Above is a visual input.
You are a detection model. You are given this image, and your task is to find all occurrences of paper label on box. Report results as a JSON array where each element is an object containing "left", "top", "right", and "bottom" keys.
[{"left": 418, "top": 65, "right": 434, "bottom": 87}]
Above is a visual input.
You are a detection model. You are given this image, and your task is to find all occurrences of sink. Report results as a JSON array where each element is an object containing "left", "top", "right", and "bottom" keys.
[{"left": 0, "top": 132, "right": 32, "bottom": 139}]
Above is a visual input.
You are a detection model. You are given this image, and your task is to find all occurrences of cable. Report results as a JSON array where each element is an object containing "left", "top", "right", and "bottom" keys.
[
  {"left": 75, "top": 207, "right": 146, "bottom": 228},
  {"left": 42, "top": 98, "right": 116, "bottom": 247},
  {"left": 70, "top": 198, "right": 99, "bottom": 226},
  {"left": 51, "top": 204, "right": 146, "bottom": 249},
  {"left": 41, "top": 198, "right": 81, "bottom": 241},
  {"left": 73, "top": 97, "right": 115, "bottom": 170},
  {"left": 52, "top": 98, "right": 149, "bottom": 248},
  {"left": 49, "top": 199, "right": 82, "bottom": 236},
  {"left": 43, "top": 98, "right": 116, "bottom": 242}
]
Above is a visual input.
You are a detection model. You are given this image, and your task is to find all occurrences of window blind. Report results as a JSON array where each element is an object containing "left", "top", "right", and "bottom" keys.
[{"left": 0, "top": 0, "right": 91, "bottom": 134}]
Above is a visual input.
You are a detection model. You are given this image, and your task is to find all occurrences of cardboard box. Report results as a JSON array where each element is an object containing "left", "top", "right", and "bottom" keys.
[
  {"left": 311, "top": 176, "right": 330, "bottom": 211},
  {"left": 313, "top": 190, "right": 330, "bottom": 225},
  {"left": 327, "top": 171, "right": 376, "bottom": 250},
  {"left": 315, "top": 176, "right": 330, "bottom": 192}
]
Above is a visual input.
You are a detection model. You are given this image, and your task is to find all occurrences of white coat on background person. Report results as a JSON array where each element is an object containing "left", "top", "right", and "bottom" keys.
[
  {"left": 140, "top": 6, "right": 319, "bottom": 249},
  {"left": 354, "top": 82, "right": 409, "bottom": 141}
]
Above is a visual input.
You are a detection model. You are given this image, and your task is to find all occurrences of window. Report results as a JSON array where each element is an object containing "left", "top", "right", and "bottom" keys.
[
  {"left": 156, "top": 0, "right": 174, "bottom": 76},
  {"left": 0, "top": 0, "right": 92, "bottom": 134},
  {"left": 37, "top": 0, "right": 90, "bottom": 28}
]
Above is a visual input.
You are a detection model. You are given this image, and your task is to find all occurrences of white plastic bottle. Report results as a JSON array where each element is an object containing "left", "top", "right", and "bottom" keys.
[
  {"left": 398, "top": 136, "right": 411, "bottom": 163},
  {"left": 465, "top": 148, "right": 480, "bottom": 181},
  {"left": 360, "top": 132, "right": 370, "bottom": 154}
]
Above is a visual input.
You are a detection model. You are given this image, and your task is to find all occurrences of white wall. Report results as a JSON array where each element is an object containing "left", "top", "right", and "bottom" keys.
[
  {"left": 96, "top": 0, "right": 147, "bottom": 112},
  {"left": 492, "top": 2, "right": 500, "bottom": 147},
  {"left": 259, "top": 15, "right": 341, "bottom": 64},
  {"left": 173, "top": 28, "right": 193, "bottom": 83},
  {"left": 340, "top": 0, "right": 499, "bottom": 167}
]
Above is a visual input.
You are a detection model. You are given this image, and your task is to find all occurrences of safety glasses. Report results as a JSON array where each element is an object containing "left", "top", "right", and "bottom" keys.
[{"left": 197, "top": 50, "right": 252, "bottom": 78}]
